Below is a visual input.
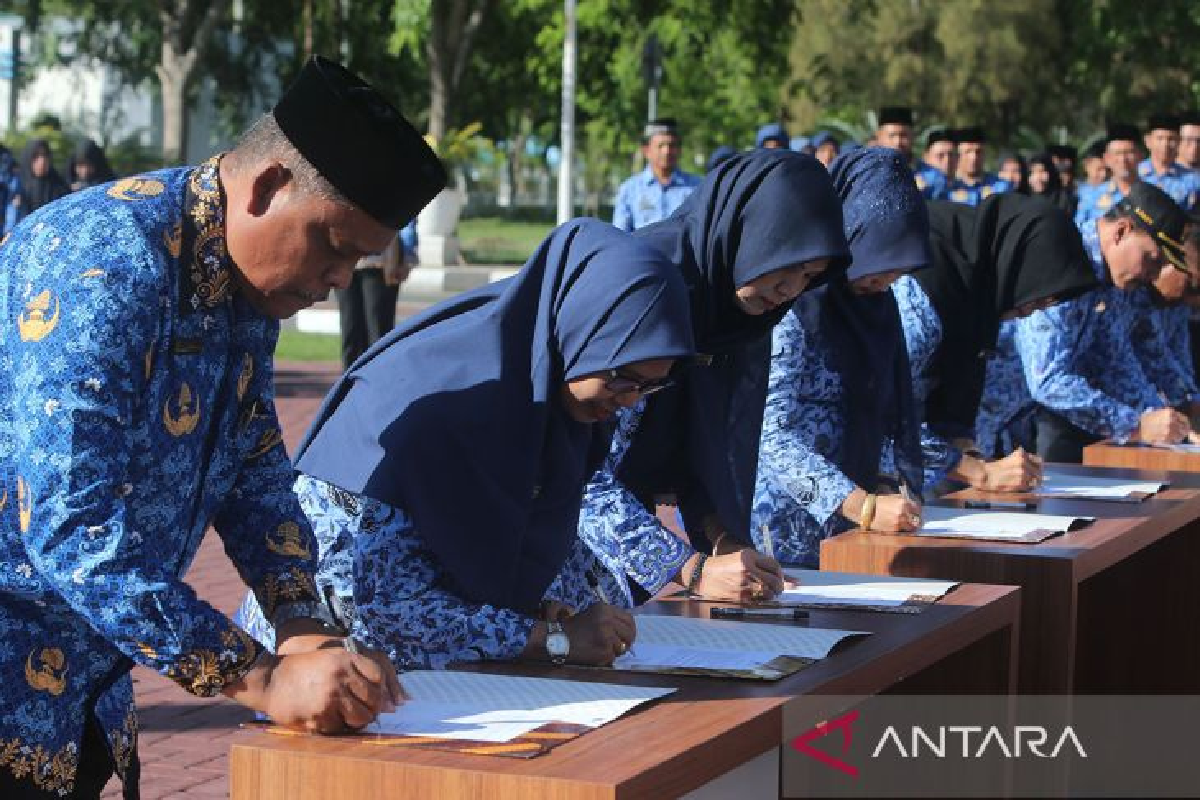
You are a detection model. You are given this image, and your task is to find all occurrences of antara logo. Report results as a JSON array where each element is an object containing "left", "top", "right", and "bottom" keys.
[
  {"left": 872, "top": 726, "right": 1088, "bottom": 759},
  {"left": 791, "top": 712, "right": 1087, "bottom": 778}
]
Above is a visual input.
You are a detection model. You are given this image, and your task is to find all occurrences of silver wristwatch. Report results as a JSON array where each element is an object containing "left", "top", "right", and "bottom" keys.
[{"left": 546, "top": 621, "right": 570, "bottom": 666}]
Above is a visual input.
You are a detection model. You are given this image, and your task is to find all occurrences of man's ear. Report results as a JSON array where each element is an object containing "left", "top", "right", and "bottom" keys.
[{"left": 246, "top": 161, "right": 292, "bottom": 217}]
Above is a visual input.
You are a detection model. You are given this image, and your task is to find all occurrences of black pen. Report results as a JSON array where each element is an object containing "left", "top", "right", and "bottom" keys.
[
  {"left": 711, "top": 606, "right": 809, "bottom": 620},
  {"left": 961, "top": 499, "right": 1037, "bottom": 510}
]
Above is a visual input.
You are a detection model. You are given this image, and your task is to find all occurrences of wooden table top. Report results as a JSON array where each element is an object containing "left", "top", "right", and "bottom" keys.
[
  {"left": 1083, "top": 441, "right": 1200, "bottom": 472},
  {"left": 231, "top": 584, "right": 1019, "bottom": 799},
  {"left": 837, "top": 466, "right": 1200, "bottom": 583}
]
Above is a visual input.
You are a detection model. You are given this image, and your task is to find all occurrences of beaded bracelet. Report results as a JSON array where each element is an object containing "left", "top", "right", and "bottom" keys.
[
  {"left": 860, "top": 493, "right": 878, "bottom": 531},
  {"left": 687, "top": 553, "right": 709, "bottom": 596}
]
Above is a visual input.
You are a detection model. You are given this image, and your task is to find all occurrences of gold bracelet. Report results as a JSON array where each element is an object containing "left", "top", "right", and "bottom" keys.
[{"left": 860, "top": 493, "right": 877, "bottom": 531}]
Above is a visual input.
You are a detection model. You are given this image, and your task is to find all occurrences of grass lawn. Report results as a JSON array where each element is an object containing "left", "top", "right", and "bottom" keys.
[
  {"left": 276, "top": 329, "right": 340, "bottom": 362},
  {"left": 459, "top": 216, "right": 554, "bottom": 265}
]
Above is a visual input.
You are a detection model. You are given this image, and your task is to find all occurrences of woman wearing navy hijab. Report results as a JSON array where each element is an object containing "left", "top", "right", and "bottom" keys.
[
  {"left": 235, "top": 219, "right": 693, "bottom": 669},
  {"left": 751, "top": 148, "right": 928, "bottom": 567},
  {"left": 579, "top": 150, "right": 851, "bottom": 605}
]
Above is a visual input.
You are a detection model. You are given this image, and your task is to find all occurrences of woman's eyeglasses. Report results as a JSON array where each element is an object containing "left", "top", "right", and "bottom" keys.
[{"left": 603, "top": 369, "right": 675, "bottom": 397}]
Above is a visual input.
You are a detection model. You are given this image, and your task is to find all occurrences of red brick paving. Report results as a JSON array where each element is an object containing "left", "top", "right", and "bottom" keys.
[{"left": 102, "top": 360, "right": 343, "bottom": 799}]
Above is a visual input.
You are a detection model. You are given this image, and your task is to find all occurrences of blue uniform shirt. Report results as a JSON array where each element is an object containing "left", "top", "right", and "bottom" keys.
[
  {"left": 946, "top": 173, "right": 1012, "bottom": 206},
  {"left": 1074, "top": 180, "right": 1124, "bottom": 229},
  {"left": 612, "top": 167, "right": 700, "bottom": 232},
  {"left": 750, "top": 308, "right": 919, "bottom": 567},
  {"left": 0, "top": 159, "right": 323, "bottom": 794},
  {"left": 1138, "top": 159, "right": 1200, "bottom": 212},
  {"left": 913, "top": 163, "right": 950, "bottom": 200},
  {"left": 1003, "top": 220, "right": 1161, "bottom": 443}
]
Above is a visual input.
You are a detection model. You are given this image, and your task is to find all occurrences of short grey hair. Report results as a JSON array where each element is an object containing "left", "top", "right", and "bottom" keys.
[{"left": 228, "top": 113, "right": 349, "bottom": 205}]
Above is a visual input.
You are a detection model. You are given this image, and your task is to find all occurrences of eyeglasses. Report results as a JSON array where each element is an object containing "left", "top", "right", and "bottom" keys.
[{"left": 603, "top": 369, "right": 676, "bottom": 397}]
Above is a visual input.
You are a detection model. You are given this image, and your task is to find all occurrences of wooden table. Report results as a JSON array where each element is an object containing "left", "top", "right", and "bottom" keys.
[
  {"left": 230, "top": 584, "right": 1019, "bottom": 800},
  {"left": 821, "top": 463, "right": 1200, "bottom": 694},
  {"left": 1083, "top": 440, "right": 1200, "bottom": 472}
]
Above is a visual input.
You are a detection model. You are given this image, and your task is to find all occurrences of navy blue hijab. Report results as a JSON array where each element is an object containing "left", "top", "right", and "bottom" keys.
[
  {"left": 618, "top": 150, "right": 851, "bottom": 546},
  {"left": 295, "top": 219, "right": 694, "bottom": 614},
  {"left": 795, "top": 147, "right": 930, "bottom": 493}
]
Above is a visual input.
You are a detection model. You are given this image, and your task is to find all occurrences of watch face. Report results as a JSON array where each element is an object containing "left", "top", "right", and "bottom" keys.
[{"left": 546, "top": 632, "right": 570, "bottom": 658}]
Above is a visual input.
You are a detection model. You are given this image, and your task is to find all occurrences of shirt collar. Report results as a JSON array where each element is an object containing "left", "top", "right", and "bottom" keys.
[{"left": 641, "top": 166, "right": 687, "bottom": 187}]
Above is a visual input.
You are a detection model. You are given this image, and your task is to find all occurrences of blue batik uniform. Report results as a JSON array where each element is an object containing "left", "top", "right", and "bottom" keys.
[
  {"left": 750, "top": 309, "right": 920, "bottom": 566},
  {"left": 577, "top": 398, "right": 695, "bottom": 602},
  {"left": 894, "top": 275, "right": 964, "bottom": 487},
  {"left": 612, "top": 167, "right": 700, "bottom": 231},
  {"left": 946, "top": 174, "right": 1011, "bottom": 206},
  {"left": 0, "top": 159, "right": 323, "bottom": 796},
  {"left": 913, "top": 163, "right": 950, "bottom": 200},
  {"left": 1138, "top": 159, "right": 1200, "bottom": 212},
  {"left": 1008, "top": 220, "right": 1161, "bottom": 442},
  {"left": 1074, "top": 180, "right": 1124, "bottom": 229},
  {"left": 975, "top": 321, "right": 1036, "bottom": 458},
  {"left": 236, "top": 475, "right": 625, "bottom": 669}
]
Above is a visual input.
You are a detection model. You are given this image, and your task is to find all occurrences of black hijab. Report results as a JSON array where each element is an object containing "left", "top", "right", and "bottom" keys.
[
  {"left": 1025, "top": 152, "right": 1075, "bottom": 215},
  {"left": 797, "top": 148, "right": 929, "bottom": 492},
  {"left": 916, "top": 194, "right": 1098, "bottom": 436},
  {"left": 18, "top": 139, "right": 69, "bottom": 213},
  {"left": 67, "top": 138, "right": 117, "bottom": 190},
  {"left": 617, "top": 150, "right": 852, "bottom": 545}
]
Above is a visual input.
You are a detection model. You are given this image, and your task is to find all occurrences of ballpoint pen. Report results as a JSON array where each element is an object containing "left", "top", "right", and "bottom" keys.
[
  {"left": 587, "top": 569, "right": 612, "bottom": 606},
  {"left": 961, "top": 499, "right": 1037, "bottom": 510},
  {"left": 711, "top": 606, "right": 809, "bottom": 620},
  {"left": 760, "top": 523, "right": 776, "bottom": 561}
]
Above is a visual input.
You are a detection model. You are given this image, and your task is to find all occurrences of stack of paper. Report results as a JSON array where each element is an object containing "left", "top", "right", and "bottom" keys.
[
  {"left": 613, "top": 614, "right": 866, "bottom": 674},
  {"left": 916, "top": 506, "right": 1092, "bottom": 541},
  {"left": 1033, "top": 469, "right": 1166, "bottom": 501},
  {"left": 365, "top": 671, "right": 675, "bottom": 743},
  {"left": 777, "top": 569, "right": 958, "bottom": 608}
]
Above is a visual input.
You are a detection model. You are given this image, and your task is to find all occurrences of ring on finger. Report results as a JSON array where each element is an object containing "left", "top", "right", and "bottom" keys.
[{"left": 616, "top": 641, "right": 628, "bottom": 655}]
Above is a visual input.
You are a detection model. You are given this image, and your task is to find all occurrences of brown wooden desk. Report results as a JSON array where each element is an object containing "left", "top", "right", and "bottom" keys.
[
  {"left": 1083, "top": 440, "right": 1200, "bottom": 472},
  {"left": 230, "top": 584, "right": 1019, "bottom": 800},
  {"left": 822, "top": 463, "right": 1200, "bottom": 694}
]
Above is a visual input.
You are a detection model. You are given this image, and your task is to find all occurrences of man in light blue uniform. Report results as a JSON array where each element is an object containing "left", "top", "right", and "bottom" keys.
[
  {"left": 1075, "top": 124, "right": 1143, "bottom": 228},
  {"left": 914, "top": 128, "right": 955, "bottom": 200},
  {"left": 947, "top": 126, "right": 1011, "bottom": 205},
  {"left": 612, "top": 118, "right": 700, "bottom": 232},
  {"left": 1139, "top": 113, "right": 1200, "bottom": 212},
  {"left": 1011, "top": 182, "right": 1193, "bottom": 461},
  {"left": 0, "top": 56, "right": 436, "bottom": 798}
]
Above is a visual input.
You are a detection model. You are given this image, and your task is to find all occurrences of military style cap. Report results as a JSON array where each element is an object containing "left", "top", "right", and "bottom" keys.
[
  {"left": 1117, "top": 182, "right": 1191, "bottom": 272},
  {"left": 878, "top": 106, "right": 914, "bottom": 127},
  {"left": 273, "top": 55, "right": 447, "bottom": 229}
]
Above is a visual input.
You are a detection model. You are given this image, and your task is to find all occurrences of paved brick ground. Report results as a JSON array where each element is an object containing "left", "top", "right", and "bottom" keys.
[{"left": 102, "top": 361, "right": 342, "bottom": 799}]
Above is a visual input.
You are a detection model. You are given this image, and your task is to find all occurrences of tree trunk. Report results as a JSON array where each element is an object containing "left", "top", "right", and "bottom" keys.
[
  {"left": 155, "top": 0, "right": 229, "bottom": 164},
  {"left": 426, "top": 0, "right": 492, "bottom": 139}
]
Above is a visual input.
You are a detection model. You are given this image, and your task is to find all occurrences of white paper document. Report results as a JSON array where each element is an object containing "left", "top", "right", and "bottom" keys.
[
  {"left": 778, "top": 569, "right": 958, "bottom": 607},
  {"left": 611, "top": 614, "right": 866, "bottom": 673},
  {"left": 1033, "top": 469, "right": 1166, "bottom": 501},
  {"left": 1147, "top": 442, "right": 1200, "bottom": 454},
  {"left": 916, "top": 506, "right": 1091, "bottom": 540},
  {"left": 364, "top": 670, "right": 675, "bottom": 743}
]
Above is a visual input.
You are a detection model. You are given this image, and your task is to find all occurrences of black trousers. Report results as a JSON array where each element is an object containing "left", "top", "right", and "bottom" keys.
[
  {"left": 336, "top": 268, "right": 399, "bottom": 368},
  {"left": 1035, "top": 407, "right": 1102, "bottom": 463},
  {"left": 0, "top": 717, "right": 126, "bottom": 800}
]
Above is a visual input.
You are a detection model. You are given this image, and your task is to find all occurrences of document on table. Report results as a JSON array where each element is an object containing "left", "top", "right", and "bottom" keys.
[
  {"left": 1146, "top": 442, "right": 1200, "bottom": 454},
  {"left": 915, "top": 506, "right": 1092, "bottom": 542},
  {"left": 1030, "top": 468, "right": 1166, "bottom": 501},
  {"left": 612, "top": 614, "right": 866, "bottom": 674},
  {"left": 364, "top": 671, "right": 675, "bottom": 743},
  {"left": 776, "top": 569, "right": 959, "bottom": 609}
]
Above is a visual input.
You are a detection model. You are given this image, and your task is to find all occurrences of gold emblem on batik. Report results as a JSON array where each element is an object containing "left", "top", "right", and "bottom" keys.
[
  {"left": 248, "top": 428, "right": 283, "bottom": 460},
  {"left": 106, "top": 177, "right": 165, "bottom": 201},
  {"left": 17, "top": 477, "right": 30, "bottom": 533},
  {"left": 144, "top": 344, "right": 155, "bottom": 381},
  {"left": 25, "top": 647, "right": 67, "bottom": 695},
  {"left": 266, "top": 521, "right": 311, "bottom": 558},
  {"left": 81, "top": 268, "right": 105, "bottom": 278},
  {"left": 236, "top": 353, "right": 254, "bottom": 401},
  {"left": 17, "top": 289, "right": 60, "bottom": 342},
  {"left": 163, "top": 382, "right": 201, "bottom": 437}
]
